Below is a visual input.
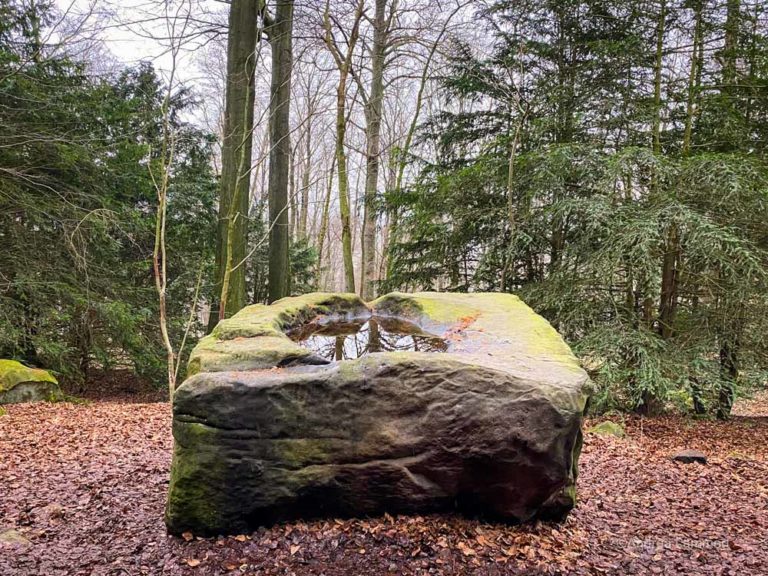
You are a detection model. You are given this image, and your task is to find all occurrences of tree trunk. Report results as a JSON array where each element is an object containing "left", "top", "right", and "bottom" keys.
[
  {"left": 335, "top": 82, "right": 355, "bottom": 293},
  {"left": 501, "top": 118, "right": 524, "bottom": 292},
  {"left": 658, "top": 223, "right": 680, "bottom": 339},
  {"left": 714, "top": 0, "right": 742, "bottom": 421},
  {"left": 360, "top": 0, "right": 387, "bottom": 301},
  {"left": 323, "top": 0, "right": 363, "bottom": 293},
  {"left": 317, "top": 157, "right": 335, "bottom": 285},
  {"left": 682, "top": 1, "right": 704, "bottom": 156},
  {"left": 723, "top": 0, "right": 740, "bottom": 91},
  {"left": 717, "top": 337, "right": 738, "bottom": 420},
  {"left": 267, "top": 0, "right": 294, "bottom": 303},
  {"left": 652, "top": 0, "right": 679, "bottom": 341},
  {"left": 652, "top": 0, "right": 666, "bottom": 154},
  {"left": 288, "top": 146, "right": 297, "bottom": 239},
  {"left": 212, "top": 0, "right": 259, "bottom": 324},
  {"left": 299, "top": 116, "right": 312, "bottom": 239}
]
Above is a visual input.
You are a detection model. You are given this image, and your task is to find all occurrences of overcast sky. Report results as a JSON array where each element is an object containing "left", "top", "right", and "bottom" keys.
[{"left": 54, "top": 0, "right": 225, "bottom": 86}]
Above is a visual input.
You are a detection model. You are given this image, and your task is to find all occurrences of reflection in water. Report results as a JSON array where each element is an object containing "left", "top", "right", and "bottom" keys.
[{"left": 288, "top": 317, "right": 448, "bottom": 361}]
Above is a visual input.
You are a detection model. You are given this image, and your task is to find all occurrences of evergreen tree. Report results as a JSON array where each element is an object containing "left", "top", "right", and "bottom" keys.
[
  {"left": 0, "top": 1, "right": 218, "bottom": 386},
  {"left": 387, "top": 0, "right": 768, "bottom": 416}
]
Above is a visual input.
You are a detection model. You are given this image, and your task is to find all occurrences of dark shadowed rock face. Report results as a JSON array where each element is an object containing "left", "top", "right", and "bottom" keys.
[
  {"left": 166, "top": 292, "right": 590, "bottom": 536},
  {"left": 672, "top": 450, "right": 707, "bottom": 464}
]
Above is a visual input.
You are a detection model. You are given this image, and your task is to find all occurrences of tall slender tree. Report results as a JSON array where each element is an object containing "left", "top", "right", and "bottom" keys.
[
  {"left": 213, "top": 0, "right": 259, "bottom": 323},
  {"left": 323, "top": 0, "right": 365, "bottom": 293},
  {"left": 360, "top": 0, "right": 388, "bottom": 300},
  {"left": 265, "top": 0, "right": 295, "bottom": 302}
]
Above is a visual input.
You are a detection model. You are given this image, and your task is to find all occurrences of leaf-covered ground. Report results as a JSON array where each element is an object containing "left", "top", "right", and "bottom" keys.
[{"left": 1, "top": 394, "right": 767, "bottom": 575}]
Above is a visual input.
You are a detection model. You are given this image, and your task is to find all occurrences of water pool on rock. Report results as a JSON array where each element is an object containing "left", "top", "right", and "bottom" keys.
[
  {"left": 288, "top": 316, "right": 449, "bottom": 360},
  {"left": 167, "top": 292, "right": 591, "bottom": 536}
]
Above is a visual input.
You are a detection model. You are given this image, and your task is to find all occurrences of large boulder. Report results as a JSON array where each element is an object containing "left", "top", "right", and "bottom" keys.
[
  {"left": 0, "top": 360, "right": 61, "bottom": 404},
  {"left": 166, "top": 292, "right": 590, "bottom": 536}
]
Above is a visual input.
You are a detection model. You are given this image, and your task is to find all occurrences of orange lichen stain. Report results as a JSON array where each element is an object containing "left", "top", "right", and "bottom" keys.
[{"left": 444, "top": 314, "right": 480, "bottom": 342}]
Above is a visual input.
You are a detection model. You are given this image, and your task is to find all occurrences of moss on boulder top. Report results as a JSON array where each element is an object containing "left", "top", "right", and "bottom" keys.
[
  {"left": 372, "top": 292, "right": 589, "bottom": 402},
  {"left": 0, "top": 360, "right": 58, "bottom": 392},
  {"left": 0, "top": 360, "right": 61, "bottom": 404},
  {"left": 188, "top": 291, "right": 587, "bottom": 392},
  {"left": 188, "top": 293, "right": 370, "bottom": 376}
]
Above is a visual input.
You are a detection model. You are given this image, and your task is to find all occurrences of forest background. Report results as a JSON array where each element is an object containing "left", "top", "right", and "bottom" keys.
[{"left": 2, "top": 0, "right": 767, "bottom": 418}]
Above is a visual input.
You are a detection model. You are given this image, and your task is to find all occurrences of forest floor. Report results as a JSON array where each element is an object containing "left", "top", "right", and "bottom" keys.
[{"left": 1, "top": 387, "right": 767, "bottom": 576}]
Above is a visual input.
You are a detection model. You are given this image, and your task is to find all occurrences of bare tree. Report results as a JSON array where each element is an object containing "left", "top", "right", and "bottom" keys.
[
  {"left": 323, "top": 0, "right": 365, "bottom": 293},
  {"left": 265, "top": 0, "right": 295, "bottom": 302},
  {"left": 149, "top": 0, "right": 201, "bottom": 394},
  {"left": 359, "top": 0, "right": 389, "bottom": 300}
]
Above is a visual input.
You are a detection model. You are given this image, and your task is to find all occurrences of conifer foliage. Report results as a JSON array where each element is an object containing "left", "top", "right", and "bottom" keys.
[
  {"left": 0, "top": 1, "right": 219, "bottom": 383},
  {"left": 385, "top": 0, "right": 768, "bottom": 417}
]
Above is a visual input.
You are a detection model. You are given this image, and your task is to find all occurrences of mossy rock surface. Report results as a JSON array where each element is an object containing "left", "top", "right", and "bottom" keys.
[
  {"left": 187, "top": 293, "right": 369, "bottom": 376},
  {"left": 0, "top": 360, "right": 62, "bottom": 405},
  {"left": 588, "top": 421, "right": 625, "bottom": 438},
  {"left": 167, "top": 292, "right": 590, "bottom": 535}
]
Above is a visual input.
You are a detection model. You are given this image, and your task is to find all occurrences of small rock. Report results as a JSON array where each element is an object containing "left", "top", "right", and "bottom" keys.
[
  {"left": 0, "top": 359, "right": 62, "bottom": 404},
  {"left": 672, "top": 450, "right": 707, "bottom": 464},
  {"left": 35, "top": 502, "right": 65, "bottom": 521},
  {"left": 0, "top": 528, "right": 31, "bottom": 547},
  {"left": 588, "top": 421, "right": 625, "bottom": 438}
]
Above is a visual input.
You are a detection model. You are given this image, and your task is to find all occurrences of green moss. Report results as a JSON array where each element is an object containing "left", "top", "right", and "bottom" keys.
[
  {"left": 0, "top": 406, "right": 6, "bottom": 417},
  {"left": 410, "top": 293, "right": 482, "bottom": 324},
  {"left": 274, "top": 438, "right": 333, "bottom": 469},
  {"left": 371, "top": 291, "right": 480, "bottom": 326},
  {"left": 0, "top": 359, "right": 58, "bottom": 393},
  {"left": 372, "top": 292, "right": 582, "bottom": 370},
  {"left": 165, "top": 422, "right": 229, "bottom": 535},
  {"left": 588, "top": 420, "right": 625, "bottom": 438},
  {"left": 187, "top": 293, "right": 370, "bottom": 376},
  {"left": 213, "top": 292, "right": 368, "bottom": 341},
  {"left": 61, "top": 394, "right": 91, "bottom": 405},
  {"left": 561, "top": 483, "right": 577, "bottom": 505}
]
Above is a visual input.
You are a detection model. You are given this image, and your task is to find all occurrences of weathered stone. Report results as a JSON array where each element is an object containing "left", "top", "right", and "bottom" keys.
[
  {"left": 588, "top": 421, "right": 625, "bottom": 438},
  {"left": 0, "top": 528, "right": 31, "bottom": 547},
  {"left": 0, "top": 360, "right": 62, "bottom": 405},
  {"left": 34, "top": 502, "right": 65, "bottom": 523},
  {"left": 187, "top": 293, "right": 369, "bottom": 375},
  {"left": 166, "top": 292, "right": 591, "bottom": 535},
  {"left": 672, "top": 450, "right": 707, "bottom": 464}
]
